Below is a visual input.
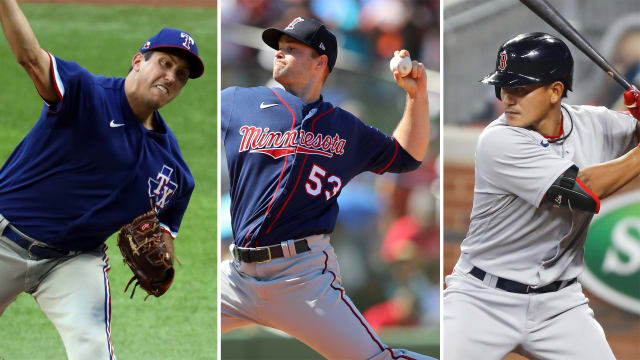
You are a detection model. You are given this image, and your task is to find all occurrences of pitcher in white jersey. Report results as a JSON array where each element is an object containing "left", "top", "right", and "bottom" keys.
[{"left": 443, "top": 32, "right": 640, "bottom": 359}]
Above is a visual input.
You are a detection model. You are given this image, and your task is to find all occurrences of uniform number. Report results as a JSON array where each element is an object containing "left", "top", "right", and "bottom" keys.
[{"left": 305, "top": 164, "right": 343, "bottom": 200}]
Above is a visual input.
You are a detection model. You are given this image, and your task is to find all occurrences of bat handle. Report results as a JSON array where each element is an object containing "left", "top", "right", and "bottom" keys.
[
  {"left": 613, "top": 73, "right": 633, "bottom": 89},
  {"left": 628, "top": 84, "right": 639, "bottom": 100}
]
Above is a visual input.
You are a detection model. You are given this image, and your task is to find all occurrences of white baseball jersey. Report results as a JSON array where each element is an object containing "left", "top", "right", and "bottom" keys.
[{"left": 456, "top": 104, "right": 637, "bottom": 286}]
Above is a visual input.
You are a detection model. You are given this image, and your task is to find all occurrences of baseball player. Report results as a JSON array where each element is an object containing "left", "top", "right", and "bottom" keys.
[
  {"left": 443, "top": 32, "right": 640, "bottom": 360},
  {"left": 221, "top": 17, "right": 435, "bottom": 360},
  {"left": 0, "top": 1, "right": 204, "bottom": 359}
]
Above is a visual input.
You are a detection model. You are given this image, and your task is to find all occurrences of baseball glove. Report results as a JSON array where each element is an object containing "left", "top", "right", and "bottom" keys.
[{"left": 117, "top": 209, "right": 174, "bottom": 300}]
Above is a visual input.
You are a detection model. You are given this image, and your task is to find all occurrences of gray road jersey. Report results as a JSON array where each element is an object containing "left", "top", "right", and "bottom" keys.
[{"left": 457, "top": 104, "right": 637, "bottom": 286}]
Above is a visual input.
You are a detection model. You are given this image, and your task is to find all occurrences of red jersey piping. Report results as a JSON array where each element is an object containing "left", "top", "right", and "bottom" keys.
[
  {"left": 47, "top": 52, "right": 64, "bottom": 113},
  {"left": 377, "top": 139, "right": 399, "bottom": 174},
  {"left": 266, "top": 107, "right": 336, "bottom": 234},
  {"left": 256, "top": 89, "right": 297, "bottom": 246},
  {"left": 575, "top": 177, "right": 600, "bottom": 213},
  {"left": 327, "top": 270, "right": 416, "bottom": 359}
]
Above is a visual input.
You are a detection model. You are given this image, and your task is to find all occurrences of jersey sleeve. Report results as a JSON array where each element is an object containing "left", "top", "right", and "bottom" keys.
[
  {"left": 601, "top": 107, "right": 638, "bottom": 158},
  {"left": 357, "top": 120, "right": 421, "bottom": 174},
  {"left": 46, "top": 53, "right": 95, "bottom": 114},
  {"left": 221, "top": 86, "right": 237, "bottom": 143},
  {"left": 475, "top": 126, "right": 574, "bottom": 207}
]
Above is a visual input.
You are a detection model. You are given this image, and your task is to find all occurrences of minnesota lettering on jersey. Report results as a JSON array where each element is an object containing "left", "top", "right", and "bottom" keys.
[
  {"left": 148, "top": 165, "right": 178, "bottom": 210},
  {"left": 238, "top": 126, "right": 346, "bottom": 159}
]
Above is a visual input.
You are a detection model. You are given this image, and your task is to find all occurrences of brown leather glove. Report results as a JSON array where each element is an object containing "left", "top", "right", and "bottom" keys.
[{"left": 117, "top": 210, "right": 174, "bottom": 300}]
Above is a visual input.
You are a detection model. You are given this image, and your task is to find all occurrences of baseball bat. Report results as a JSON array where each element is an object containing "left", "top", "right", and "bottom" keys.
[{"left": 519, "top": 0, "right": 633, "bottom": 90}]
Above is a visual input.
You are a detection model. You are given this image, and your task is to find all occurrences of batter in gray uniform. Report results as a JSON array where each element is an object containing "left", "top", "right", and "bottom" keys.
[{"left": 443, "top": 32, "right": 640, "bottom": 359}]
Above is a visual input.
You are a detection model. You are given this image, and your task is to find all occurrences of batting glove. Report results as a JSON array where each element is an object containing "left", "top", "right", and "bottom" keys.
[{"left": 623, "top": 86, "right": 640, "bottom": 120}]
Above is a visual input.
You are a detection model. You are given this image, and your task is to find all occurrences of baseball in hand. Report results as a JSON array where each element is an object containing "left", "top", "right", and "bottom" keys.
[{"left": 390, "top": 54, "right": 412, "bottom": 77}]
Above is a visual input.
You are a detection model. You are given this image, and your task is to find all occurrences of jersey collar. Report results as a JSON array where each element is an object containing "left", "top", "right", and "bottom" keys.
[{"left": 547, "top": 105, "right": 574, "bottom": 144}]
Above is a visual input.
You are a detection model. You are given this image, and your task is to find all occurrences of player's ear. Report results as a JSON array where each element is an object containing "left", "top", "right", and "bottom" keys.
[
  {"left": 131, "top": 53, "right": 145, "bottom": 72},
  {"left": 549, "top": 81, "right": 564, "bottom": 104},
  {"left": 316, "top": 54, "right": 328, "bottom": 72}
]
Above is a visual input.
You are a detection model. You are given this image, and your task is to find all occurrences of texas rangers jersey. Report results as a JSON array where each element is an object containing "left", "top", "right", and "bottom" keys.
[
  {"left": 0, "top": 53, "right": 194, "bottom": 251},
  {"left": 222, "top": 86, "right": 420, "bottom": 247},
  {"left": 457, "top": 104, "right": 637, "bottom": 286}
]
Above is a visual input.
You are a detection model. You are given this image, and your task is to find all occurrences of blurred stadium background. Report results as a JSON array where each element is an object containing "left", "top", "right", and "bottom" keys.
[
  {"left": 220, "top": 0, "right": 440, "bottom": 358},
  {"left": 443, "top": 0, "right": 640, "bottom": 359},
  {"left": 0, "top": 1, "right": 216, "bottom": 359}
]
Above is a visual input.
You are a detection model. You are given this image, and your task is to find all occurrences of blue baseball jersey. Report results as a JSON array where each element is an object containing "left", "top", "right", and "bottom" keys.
[
  {"left": 0, "top": 53, "right": 194, "bottom": 251},
  {"left": 222, "top": 86, "right": 420, "bottom": 247}
]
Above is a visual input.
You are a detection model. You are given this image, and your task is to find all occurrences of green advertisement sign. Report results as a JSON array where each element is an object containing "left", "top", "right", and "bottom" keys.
[{"left": 583, "top": 191, "right": 640, "bottom": 315}]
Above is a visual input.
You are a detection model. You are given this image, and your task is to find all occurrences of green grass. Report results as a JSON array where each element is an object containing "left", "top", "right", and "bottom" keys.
[{"left": 0, "top": 3, "right": 217, "bottom": 359}]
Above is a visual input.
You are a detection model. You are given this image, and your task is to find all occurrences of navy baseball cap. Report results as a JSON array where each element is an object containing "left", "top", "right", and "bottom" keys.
[
  {"left": 140, "top": 28, "right": 204, "bottom": 79},
  {"left": 262, "top": 17, "right": 338, "bottom": 72}
]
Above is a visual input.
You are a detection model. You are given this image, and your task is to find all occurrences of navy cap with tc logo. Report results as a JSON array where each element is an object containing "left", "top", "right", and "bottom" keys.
[{"left": 262, "top": 17, "right": 338, "bottom": 72}]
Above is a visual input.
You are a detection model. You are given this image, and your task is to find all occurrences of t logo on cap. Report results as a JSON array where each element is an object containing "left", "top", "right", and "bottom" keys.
[
  {"left": 181, "top": 33, "right": 195, "bottom": 50},
  {"left": 139, "top": 28, "right": 205, "bottom": 78}
]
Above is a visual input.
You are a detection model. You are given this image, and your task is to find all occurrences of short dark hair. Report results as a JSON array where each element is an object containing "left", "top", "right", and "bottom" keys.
[{"left": 126, "top": 48, "right": 192, "bottom": 80}]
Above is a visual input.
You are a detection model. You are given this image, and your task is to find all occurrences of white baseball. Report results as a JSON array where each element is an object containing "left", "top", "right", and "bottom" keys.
[{"left": 390, "top": 54, "right": 412, "bottom": 77}]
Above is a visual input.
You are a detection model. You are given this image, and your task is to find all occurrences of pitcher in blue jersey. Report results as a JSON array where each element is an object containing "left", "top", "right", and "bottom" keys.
[
  {"left": 0, "top": 1, "right": 204, "bottom": 359},
  {"left": 221, "top": 17, "right": 435, "bottom": 359}
]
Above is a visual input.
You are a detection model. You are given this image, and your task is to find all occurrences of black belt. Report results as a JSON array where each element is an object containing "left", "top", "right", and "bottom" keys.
[
  {"left": 233, "top": 239, "right": 311, "bottom": 263},
  {"left": 2, "top": 225, "right": 70, "bottom": 259},
  {"left": 470, "top": 266, "right": 577, "bottom": 294}
]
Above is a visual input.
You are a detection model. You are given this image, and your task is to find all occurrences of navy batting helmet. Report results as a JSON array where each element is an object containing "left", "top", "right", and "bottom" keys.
[{"left": 481, "top": 32, "right": 573, "bottom": 99}]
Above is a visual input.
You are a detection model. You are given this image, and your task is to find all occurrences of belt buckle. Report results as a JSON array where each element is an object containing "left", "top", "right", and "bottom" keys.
[
  {"left": 28, "top": 241, "right": 64, "bottom": 259},
  {"left": 525, "top": 285, "right": 531, "bottom": 294},
  {"left": 255, "top": 247, "right": 272, "bottom": 264},
  {"left": 27, "top": 241, "right": 46, "bottom": 259}
]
